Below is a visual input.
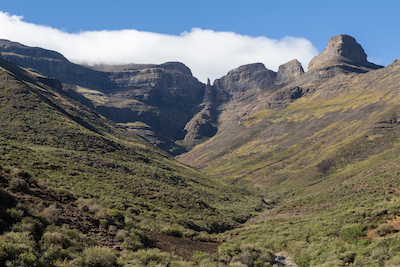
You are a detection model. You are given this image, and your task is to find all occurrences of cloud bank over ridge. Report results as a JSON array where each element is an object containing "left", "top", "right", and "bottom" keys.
[{"left": 0, "top": 12, "right": 318, "bottom": 82}]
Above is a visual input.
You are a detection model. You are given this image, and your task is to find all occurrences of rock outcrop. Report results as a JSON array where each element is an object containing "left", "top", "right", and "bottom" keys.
[
  {"left": 183, "top": 80, "right": 218, "bottom": 145},
  {"left": 212, "top": 63, "right": 277, "bottom": 98},
  {"left": 0, "top": 39, "right": 112, "bottom": 91},
  {"left": 276, "top": 59, "right": 305, "bottom": 84},
  {"left": 307, "top": 34, "right": 382, "bottom": 78}
]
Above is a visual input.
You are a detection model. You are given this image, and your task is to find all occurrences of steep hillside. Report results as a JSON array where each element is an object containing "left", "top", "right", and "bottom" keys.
[
  {"left": 0, "top": 39, "right": 206, "bottom": 155},
  {"left": 179, "top": 34, "right": 389, "bottom": 198},
  {"left": 0, "top": 57, "right": 265, "bottom": 239},
  {"left": 176, "top": 35, "right": 400, "bottom": 265},
  {"left": 0, "top": 39, "right": 311, "bottom": 155}
]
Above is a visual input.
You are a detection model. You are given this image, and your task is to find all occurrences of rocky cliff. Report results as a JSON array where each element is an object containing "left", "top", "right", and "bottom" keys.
[
  {"left": 304, "top": 34, "right": 382, "bottom": 80},
  {"left": 0, "top": 40, "right": 206, "bottom": 154},
  {"left": 0, "top": 39, "right": 112, "bottom": 91},
  {"left": 179, "top": 34, "right": 388, "bottom": 169}
]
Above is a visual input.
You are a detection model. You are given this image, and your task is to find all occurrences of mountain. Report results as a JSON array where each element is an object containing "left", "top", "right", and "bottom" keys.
[
  {"left": 0, "top": 56, "right": 272, "bottom": 265},
  {"left": 0, "top": 39, "right": 207, "bottom": 155},
  {"left": 4, "top": 34, "right": 400, "bottom": 266},
  {"left": 177, "top": 35, "right": 400, "bottom": 265},
  {"left": 179, "top": 34, "right": 388, "bottom": 195},
  {"left": 0, "top": 39, "right": 310, "bottom": 155}
]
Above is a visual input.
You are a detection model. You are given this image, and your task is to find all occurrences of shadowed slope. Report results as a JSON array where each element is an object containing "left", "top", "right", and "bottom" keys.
[{"left": 0, "top": 58, "right": 265, "bottom": 237}]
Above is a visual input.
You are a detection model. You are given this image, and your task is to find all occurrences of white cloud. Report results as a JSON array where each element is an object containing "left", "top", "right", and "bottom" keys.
[{"left": 0, "top": 11, "right": 318, "bottom": 83}]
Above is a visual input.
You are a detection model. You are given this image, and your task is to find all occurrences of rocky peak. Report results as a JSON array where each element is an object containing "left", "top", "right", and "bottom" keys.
[
  {"left": 308, "top": 34, "right": 380, "bottom": 72},
  {"left": 276, "top": 59, "right": 304, "bottom": 84},
  {"left": 158, "top": 62, "right": 193, "bottom": 76},
  {"left": 227, "top": 63, "right": 273, "bottom": 80},
  {"left": 213, "top": 63, "right": 276, "bottom": 97}
]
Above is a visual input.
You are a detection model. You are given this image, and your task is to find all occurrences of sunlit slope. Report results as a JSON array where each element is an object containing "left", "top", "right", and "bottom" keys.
[
  {"left": 0, "top": 58, "right": 264, "bottom": 233},
  {"left": 180, "top": 59, "right": 400, "bottom": 200}
]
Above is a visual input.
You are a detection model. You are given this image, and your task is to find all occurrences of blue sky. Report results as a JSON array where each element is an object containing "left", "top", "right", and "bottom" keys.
[{"left": 0, "top": 0, "right": 399, "bottom": 82}]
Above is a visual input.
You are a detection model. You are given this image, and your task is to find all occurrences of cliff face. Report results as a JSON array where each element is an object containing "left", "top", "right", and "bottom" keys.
[
  {"left": 304, "top": 34, "right": 383, "bottom": 81},
  {"left": 212, "top": 63, "right": 277, "bottom": 97},
  {"left": 178, "top": 35, "right": 396, "bottom": 192},
  {"left": 100, "top": 62, "right": 204, "bottom": 107},
  {"left": 0, "top": 39, "right": 112, "bottom": 91},
  {"left": 0, "top": 40, "right": 205, "bottom": 154},
  {"left": 181, "top": 60, "right": 306, "bottom": 146},
  {"left": 276, "top": 59, "right": 305, "bottom": 84}
]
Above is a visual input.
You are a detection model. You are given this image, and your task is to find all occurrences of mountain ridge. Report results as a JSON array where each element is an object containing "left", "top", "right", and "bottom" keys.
[
  {"left": 0, "top": 38, "right": 313, "bottom": 154},
  {"left": 3, "top": 34, "right": 400, "bottom": 266}
]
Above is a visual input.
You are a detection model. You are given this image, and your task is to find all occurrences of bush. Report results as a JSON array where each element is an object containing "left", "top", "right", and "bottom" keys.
[
  {"left": 385, "top": 256, "right": 400, "bottom": 267},
  {"left": 228, "top": 243, "right": 275, "bottom": 267},
  {"left": 0, "top": 231, "right": 37, "bottom": 266},
  {"left": 82, "top": 246, "right": 117, "bottom": 267},
  {"left": 41, "top": 231, "right": 71, "bottom": 249},
  {"left": 193, "top": 231, "right": 215, "bottom": 242},
  {"left": 6, "top": 208, "right": 24, "bottom": 220},
  {"left": 42, "top": 204, "right": 61, "bottom": 224},
  {"left": 339, "top": 251, "right": 356, "bottom": 264},
  {"left": 160, "top": 226, "right": 183, "bottom": 237},
  {"left": 15, "top": 217, "right": 44, "bottom": 239},
  {"left": 107, "top": 209, "right": 125, "bottom": 225},
  {"left": 118, "top": 248, "right": 181, "bottom": 266},
  {"left": 376, "top": 223, "right": 393, "bottom": 237},
  {"left": 339, "top": 224, "right": 366, "bottom": 239},
  {"left": 16, "top": 170, "right": 31, "bottom": 179},
  {"left": 116, "top": 229, "right": 130, "bottom": 241},
  {"left": 317, "top": 158, "right": 335, "bottom": 174},
  {"left": 130, "top": 229, "right": 153, "bottom": 247},
  {"left": 8, "top": 177, "right": 27, "bottom": 190}
]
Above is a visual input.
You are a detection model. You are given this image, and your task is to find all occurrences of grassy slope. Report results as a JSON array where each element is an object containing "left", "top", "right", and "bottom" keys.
[
  {"left": 180, "top": 60, "right": 400, "bottom": 266},
  {"left": 184, "top": 61, "right": 400, "bottom": 198},
  {"left": 0, "top": 58, "right": 265, "bottom": 236}
]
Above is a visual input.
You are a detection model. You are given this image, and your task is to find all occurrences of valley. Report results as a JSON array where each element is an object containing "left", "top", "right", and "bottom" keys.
[{"left": 1, "top": 34, "right": 400, "bottom": 266}]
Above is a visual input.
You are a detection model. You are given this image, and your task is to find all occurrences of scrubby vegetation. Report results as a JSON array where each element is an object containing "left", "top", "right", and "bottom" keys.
[
  {"left": 0, "top": 53, "right": 274, "bottom": 266},
  {"left": 0, "top": 60, "right": 266, "bottom": 237},
  {"left": 5, "top": 45, "right": 400, "bottom": 266},
  {"left": 177, "top": 62, "right": 400, "bottom": 266}
]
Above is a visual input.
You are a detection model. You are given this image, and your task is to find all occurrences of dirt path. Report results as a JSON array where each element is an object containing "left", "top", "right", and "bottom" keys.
[
  {"left": 145, "top": 230, "right": 220, "bottom": 260},
  {"left": 365, "top": 215, "right": 400, "bottom": 241}
]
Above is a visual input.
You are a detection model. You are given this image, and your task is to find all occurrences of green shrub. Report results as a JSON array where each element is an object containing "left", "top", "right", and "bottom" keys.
[
  {"left": 193, "top": 251, "right": 219, "bottom": 265},
  {"left": 0, "top": 231, "right": 37, "bottom": 267},
  {"left": 130, "top": 229, "right": 153, "bottom": 248},
  {"left": 193, "top": 231, "right": 214, "bottom": 242},
  {"left": 118, "top": 248, "right": 181, "bottom": 266},
  {"left": 385, "top": 256, "right": 400, "bottom": 267},
  {"left": 227, "top": 243, "right": 275, "bottom": 267},
  {"left": 339, "top": 251, "right": 356, "bottom": 264},
  {"left": 339, "top": 224, "right": 366, "bottom": 239},
  {"left": 12, "top": 217, "right": 45, "bottom": 239},
  {"left": 108, "top": 225, "right": 118, "bottom": 235},
  {"left": 16, "top": 170, "right": 31, "bottom": 179},
  {"left": 160, "top": 226, "right": 183, "bottom": 237},
  {"left": 82, "top": 246, "right": 117, "bottom": 267},
  {"left": 6, "top": 208, "right": 24, "bottom": 220},
  {"left": 41, "top": 231, "right": 71, "bottom": 249},
  {"left": 107, "top": 209, "right": 125, "bottom": 225},
  {"left": 41, "top": 204, "right": 61, "bottom": 224},
  {"left": 376, "top": 223, "right": 394, "bottom": 237}
]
